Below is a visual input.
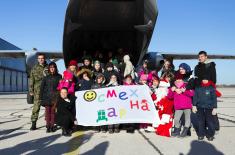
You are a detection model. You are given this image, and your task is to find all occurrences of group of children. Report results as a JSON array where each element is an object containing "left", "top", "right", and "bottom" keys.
[{"left": 40, "top": 53, "right": 220, "bottom": 141}]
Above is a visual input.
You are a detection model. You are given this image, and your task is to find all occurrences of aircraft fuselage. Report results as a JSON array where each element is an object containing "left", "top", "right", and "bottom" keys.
[{"left": 63, "top": 0, "right": 158, "bottom": 67}]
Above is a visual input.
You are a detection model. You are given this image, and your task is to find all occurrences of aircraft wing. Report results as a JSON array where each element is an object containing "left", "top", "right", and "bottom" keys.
[
  {"left": 37, "top": 51, "right": 64, "bottom": 60},
  {"left": 0, "top": 50, "right": 26, "bottom": 58},
  {"left": 160, "top": 52, "right": 235, "bottom": 60}
]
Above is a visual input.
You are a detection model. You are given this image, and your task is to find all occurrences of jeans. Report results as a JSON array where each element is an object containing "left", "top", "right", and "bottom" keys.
[{"left": 197, "top": 108, "right": 215, "bottom": 138}]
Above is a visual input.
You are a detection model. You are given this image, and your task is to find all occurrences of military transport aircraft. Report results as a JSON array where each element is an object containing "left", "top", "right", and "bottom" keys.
[{"left": 1, "top": 0, "right": 235, "bottom": 73}]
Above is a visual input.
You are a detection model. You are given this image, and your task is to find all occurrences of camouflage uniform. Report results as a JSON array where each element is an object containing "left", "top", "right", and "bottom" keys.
[{"left": 29, "top": 63, "right": 48, "bottom": 122}]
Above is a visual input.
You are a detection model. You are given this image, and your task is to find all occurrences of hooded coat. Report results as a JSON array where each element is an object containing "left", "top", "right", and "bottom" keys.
[
  {"left": 104, "top": 62, "right": 120, "bottom": 84},
  {"left": 123, "top": 55, "right": 135, "bottom": 79}
]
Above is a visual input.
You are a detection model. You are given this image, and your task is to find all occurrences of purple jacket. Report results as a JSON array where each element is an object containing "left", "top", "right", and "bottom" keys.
[{"left": 167, "top": 86, "right": 194, "bottom": 110}]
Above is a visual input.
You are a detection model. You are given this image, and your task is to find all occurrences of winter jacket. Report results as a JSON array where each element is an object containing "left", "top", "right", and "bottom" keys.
[
  {"left": 57, "top": 79, "right": 75, "bottom": 94},
  {"left": 40, "top": 73, "right": 62, "bottom": 106},
  {"left": 168, "top": 85, "right": 194, "bottom": 110},
  {"left": 193, "top": 85, "right": 217, "bottom": 109},
  {"left": 194, "top": 60, "right": 216, "bottom": 84},
  {"left": 55, "top": 95, "right": 76, "bottom": 127},
  {"left": 91, "top": 83, "right": 105, "bottom": 89},
  {"left": 92, "top": 68, "right": 104, "bottom": 80},
  {"left": 78, "top": 79, "right": 93, "bottom": 91}
]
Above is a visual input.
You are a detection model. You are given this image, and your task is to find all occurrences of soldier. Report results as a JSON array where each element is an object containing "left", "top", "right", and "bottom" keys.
[{"left": 29, "top": 53, "right": 48, "bottom": 130}]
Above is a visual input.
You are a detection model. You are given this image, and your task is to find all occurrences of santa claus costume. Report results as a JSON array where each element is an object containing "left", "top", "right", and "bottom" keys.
[{"left": 153, "top": 80, "right": 174, "bottom": 137}]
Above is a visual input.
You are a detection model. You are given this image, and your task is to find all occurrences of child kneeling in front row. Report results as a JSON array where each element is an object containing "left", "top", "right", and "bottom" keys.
[{"left": 55, "top": 87, "right": 77, "bottom": 137}]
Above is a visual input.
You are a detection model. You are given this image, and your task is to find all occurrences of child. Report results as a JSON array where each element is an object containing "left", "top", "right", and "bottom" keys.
[
  {"left": 149, "top": 74, "right": 160, "bottom": 95},
  {"left": 123, "top": 74, "right": 135, "bottom": 86},
  {"left": 139, "top": 73, "right": 148, "bottom": 85},
  {"left": 55, "top": 87, "right": 77, "bottom": 137},
  {"left": 77, "top": 69, "right": 93, "bottom": 91},
  {"left": 91, "top": 73, "right": 107, "bottom": 133},
  {"left": 92, "top": 73, "right": 106, "bottom": 89},
  {"left": 123, "top": 75, "right": 135, "bottom": 133},
  {"left": 106, "top": 73, "right": 119, "bottom": 87},
  {"left": 154, "top": 72, "right": 174, "bottom": 137},
  {"left": 168, "top": 76, "right": 194, "bottom": 138},
  {"left": 92, "top": 60, "right": 104, "bottom": 80},
  {"left": 138, "top": 73, "right": 151, "bottom": 130},
  {"left": 106, "top": 73, "right": 120, "bottom": 133},
  {"left": 104, "top": 62, "right": 120, "bottom": 84},
  {"left": 193, "top": 78, "right": 217, "bottom": 141},
  {"left": 57, "top": 70, "right": 75, "bottom": 94}
]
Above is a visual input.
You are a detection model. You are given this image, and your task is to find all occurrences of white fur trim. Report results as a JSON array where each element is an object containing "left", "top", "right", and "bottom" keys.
[{"left": 159, "top": 81, "right": 170, "bottom": 88}]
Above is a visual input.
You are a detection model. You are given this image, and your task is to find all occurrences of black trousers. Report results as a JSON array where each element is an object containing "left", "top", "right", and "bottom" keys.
[{"left": 197, "top": 108, "right": 215, "bottom": 138}]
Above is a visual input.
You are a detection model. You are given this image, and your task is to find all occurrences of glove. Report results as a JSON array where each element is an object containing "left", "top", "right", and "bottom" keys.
[
  {"left": 212, "top": 108, "right": 217, "bottom": 116},
  {"left": 192, "top": 106, "right": 197, "bottom": 113}
]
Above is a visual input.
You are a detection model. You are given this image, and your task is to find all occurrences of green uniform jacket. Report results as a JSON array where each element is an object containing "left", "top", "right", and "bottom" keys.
[{"left": 29, "top": 63, "right": 48, "bottom": 95}]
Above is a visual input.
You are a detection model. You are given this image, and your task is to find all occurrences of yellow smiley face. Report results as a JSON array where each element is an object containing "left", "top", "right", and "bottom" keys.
[{"left": 84, "top": 90, "right": 97, "bottom": 102}]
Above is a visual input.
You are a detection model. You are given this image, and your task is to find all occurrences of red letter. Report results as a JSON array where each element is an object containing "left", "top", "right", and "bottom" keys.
[
  {"left": 130, "top": 100, "right": 139, "bottom": 109},
  {"left": 107, "top": 90, "right": 117, "bottom": 98},
  {"left": 141, "top": 99, "right": 150, "bottom": 111}
]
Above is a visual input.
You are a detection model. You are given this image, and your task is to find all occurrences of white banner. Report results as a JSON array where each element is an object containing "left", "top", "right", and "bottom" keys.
[{"left": 75, "top": 85, "right": 160, "bottom": 126}]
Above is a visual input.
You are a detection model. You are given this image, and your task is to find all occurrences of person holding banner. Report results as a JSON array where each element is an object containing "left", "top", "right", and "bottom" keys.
[
  {"left": 106, "top": 73, "right": 120, "bottom": 133},
  {"left": 123, "top": 75, "right": 136, "bottom": 133},
  {"left": 55, "top": 87, "right": 76, "bottom": 137},
  {"left": 91, "top": 73, "right": 107, "bottom": 133}
]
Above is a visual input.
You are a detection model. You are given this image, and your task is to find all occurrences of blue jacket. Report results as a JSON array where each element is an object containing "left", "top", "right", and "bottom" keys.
[{"left": 193, "top": 85, "right": 217, "bottom": 109}]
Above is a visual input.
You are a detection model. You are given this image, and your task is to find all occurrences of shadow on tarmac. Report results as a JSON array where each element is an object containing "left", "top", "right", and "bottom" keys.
[
  {"left": 80, "top": 141, "right": 109, "bottom": 155},
  {"left": 0, "top": 132, "right": 96, "bottom": 155},
  {"left": 0, "top": 127, "right": 22, "bottom": 136},
  {"left": 180, "top": 140, "right": 224, "bottom": 155},
  {"left": 0, "top": 119, "right": 20, "bottom": 125},
  {"left": 0, "top": 132, "right": 27, "bottom": 141}
]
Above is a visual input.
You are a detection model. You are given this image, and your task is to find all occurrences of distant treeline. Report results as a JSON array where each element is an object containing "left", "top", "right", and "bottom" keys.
[{"left": 217, "top": 85, "right": 235, "bottom": 88}]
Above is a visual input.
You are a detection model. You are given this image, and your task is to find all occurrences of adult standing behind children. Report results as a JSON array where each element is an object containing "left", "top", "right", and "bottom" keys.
[
  {"left": 29, "top": 53, "right": 48, "bottom": 130},
  {"left": 40, "top": 62, "right": 62, "bottom": 133},
  {"left": 194, "top": 51, "right": 216, "bottom": 85},
  {"left": 122, "top": 55, "right": 135, "bottom": 80}
]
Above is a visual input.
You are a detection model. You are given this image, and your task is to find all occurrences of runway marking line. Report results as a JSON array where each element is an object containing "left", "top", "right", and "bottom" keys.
[{"left": 65, "top": 131, "right": 84, "bottom": 155}]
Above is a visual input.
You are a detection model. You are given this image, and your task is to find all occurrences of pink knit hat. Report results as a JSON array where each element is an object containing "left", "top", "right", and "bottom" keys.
[{"left": 140, "top": 74, "right": 148, "bottom": 81}]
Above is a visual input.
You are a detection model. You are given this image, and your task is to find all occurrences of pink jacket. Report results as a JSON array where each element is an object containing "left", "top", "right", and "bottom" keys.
[{"left": 167, "top": 85, "right": 194, "bottom": 110}]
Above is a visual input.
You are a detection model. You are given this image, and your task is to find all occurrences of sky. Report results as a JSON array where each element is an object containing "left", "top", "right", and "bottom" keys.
[{"left": 0, "top": 0, "right": 235, "bottom": 84}]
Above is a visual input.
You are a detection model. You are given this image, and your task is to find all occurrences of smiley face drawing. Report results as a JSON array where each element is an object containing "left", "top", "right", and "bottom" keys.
[{"left": 84, "top": 90, "right": 97, "bottom": 102}]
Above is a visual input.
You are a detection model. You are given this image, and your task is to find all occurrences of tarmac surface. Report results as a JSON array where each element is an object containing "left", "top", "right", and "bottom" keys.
[{"left": 0, "top": 88, "right": 234, "bottom": 155}]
